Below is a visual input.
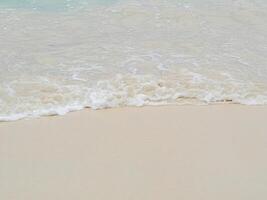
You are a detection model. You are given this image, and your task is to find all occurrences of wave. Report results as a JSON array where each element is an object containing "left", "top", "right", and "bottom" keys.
[
  {"left": 1, "top": 0, "right": 267, "bottom": 121},
  {"left": 1, "top": 73, "right": 267, "bottom": 121}
]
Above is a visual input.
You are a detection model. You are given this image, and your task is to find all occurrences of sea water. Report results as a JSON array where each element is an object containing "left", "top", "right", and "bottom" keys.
[{"left": 0, "top": 0, "right": 267, "bottom": 121}]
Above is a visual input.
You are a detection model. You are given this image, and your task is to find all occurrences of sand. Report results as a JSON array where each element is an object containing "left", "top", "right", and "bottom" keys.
[{"left": 1, "top": 105, "right": 267, "bottom": 200}]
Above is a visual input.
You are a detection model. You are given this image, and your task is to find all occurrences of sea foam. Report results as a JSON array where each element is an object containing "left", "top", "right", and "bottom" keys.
[{"left": 0, "top": 0, "right": 267, "bottom": 121}]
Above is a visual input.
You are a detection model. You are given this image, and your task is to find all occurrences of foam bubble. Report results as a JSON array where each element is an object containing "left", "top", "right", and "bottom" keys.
[{"left": 1, "top": 0, "right": 267, "bottom": 121}]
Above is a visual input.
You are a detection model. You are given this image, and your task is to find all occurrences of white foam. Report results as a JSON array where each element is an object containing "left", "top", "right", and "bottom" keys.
[{"left": 1, "top": 0, "right": 267, "bottom": 121}]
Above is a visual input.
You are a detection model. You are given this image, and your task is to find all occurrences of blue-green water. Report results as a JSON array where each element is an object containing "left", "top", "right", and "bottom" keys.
[{"left": 0, "top": 0, "right": 117, "bottom": 10}]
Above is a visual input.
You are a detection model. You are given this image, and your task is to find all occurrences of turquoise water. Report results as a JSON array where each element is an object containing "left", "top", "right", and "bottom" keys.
[{"left": 0, "top": 0, "right": 117, "bottom": 10}]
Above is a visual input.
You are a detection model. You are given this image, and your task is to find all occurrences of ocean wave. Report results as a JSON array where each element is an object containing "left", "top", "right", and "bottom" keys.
[
  {"left": 1, "top": 0, "right": 267, "bottom": 121},
  {"left": 1, "top": 73, "right": 266, "bottom": 121}
]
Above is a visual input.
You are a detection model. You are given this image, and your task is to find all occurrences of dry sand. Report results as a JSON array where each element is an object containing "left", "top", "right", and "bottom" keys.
[{"left": 1, "top": 105, "right": 267, "bottom": 200}]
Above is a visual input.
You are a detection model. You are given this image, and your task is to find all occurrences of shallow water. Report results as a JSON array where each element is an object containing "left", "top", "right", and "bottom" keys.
[{"left": 1, "top": 0, "right": 267, "bottom": 121}]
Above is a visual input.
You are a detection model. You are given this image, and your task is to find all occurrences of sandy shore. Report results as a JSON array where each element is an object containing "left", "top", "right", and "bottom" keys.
[{"left": 1, "top": 105, "right": 267, "bottom": 200}]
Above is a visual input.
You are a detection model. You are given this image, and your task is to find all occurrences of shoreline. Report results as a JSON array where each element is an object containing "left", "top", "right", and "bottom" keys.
[
  {"left": 1, "top": 105, "right": 267, "bottom": 199},
  {"left": 1, "top": 102, "right": 266, "bottom": 123}
]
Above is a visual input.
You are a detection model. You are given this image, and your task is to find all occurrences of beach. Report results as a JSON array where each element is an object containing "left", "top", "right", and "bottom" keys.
[
  {"left": 1, "top": 0, "right": 267, "bottom": 198},
  {"left": 1, "top": 105, "right": 267, "bottom": 199}
]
